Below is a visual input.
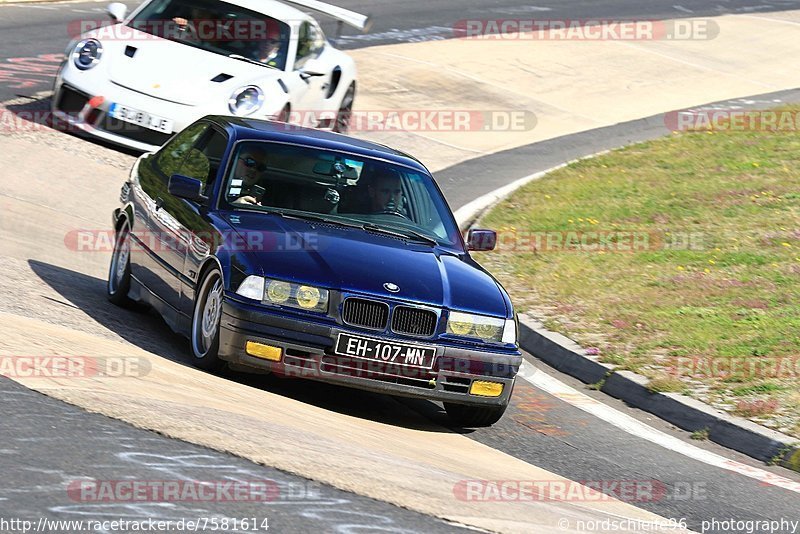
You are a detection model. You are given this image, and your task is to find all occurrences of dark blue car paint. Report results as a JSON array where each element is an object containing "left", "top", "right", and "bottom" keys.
[{"left": 112, "top": 116, "right": 520, "bottom": 407}]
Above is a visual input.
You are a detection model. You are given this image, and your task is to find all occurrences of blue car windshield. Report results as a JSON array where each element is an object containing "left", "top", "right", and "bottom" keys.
[
  {"left": 128, "top": 0, "right": 290, "bottom": 70},
  {"left": 222, "top": 141, "right": 463, "bottom": 248}
]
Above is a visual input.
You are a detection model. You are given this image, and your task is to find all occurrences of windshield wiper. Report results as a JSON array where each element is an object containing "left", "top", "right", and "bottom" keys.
[
  {"left": 258, "top": 210, "right": 439, "bottom": 246},
  {"left": 227, "top": 54, "right": 276, "bottom": 69},
  {"left": 273, "top": 211, "right": 363, "bottom": 229},
  {"left": 361, "top": 223, "right": 438, "bottom": 246}
]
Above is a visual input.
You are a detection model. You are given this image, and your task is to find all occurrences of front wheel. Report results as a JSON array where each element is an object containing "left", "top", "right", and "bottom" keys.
[
  {"left": 444, "top": 402, "right": 508, "bottom": 427},
  {"left": 333, "top": 83, "right": 355, "bottom": 133},
  {"left": 107, "top": 222, "right": 133, "bottom": 306},
  {"left": 190, "top": 268, "right": 225, "bottom": 372},
  {"left": 276, "top": 104, "right": 290, "bottom": 123}
]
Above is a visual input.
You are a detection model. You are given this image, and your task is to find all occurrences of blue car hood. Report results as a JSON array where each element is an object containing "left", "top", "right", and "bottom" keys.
[{"left": 222, "top": 212, "right": 508, "bottom": 317}]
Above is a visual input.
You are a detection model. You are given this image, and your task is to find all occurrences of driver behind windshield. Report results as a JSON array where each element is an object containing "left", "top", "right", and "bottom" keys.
[
  {"left": 368, "top": 173, "right": 405, "bottom": 215},
  {"left": 230, "top": 147, "right": 268, "bottom": 206},
  {"left": 169, "top": 5, "right": 214, "bottom": 40}
]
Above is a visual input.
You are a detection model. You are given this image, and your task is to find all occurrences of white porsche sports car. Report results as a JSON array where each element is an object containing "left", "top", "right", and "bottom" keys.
[{"left": 52, "top": 0, "right": 368, "bottom": 151}]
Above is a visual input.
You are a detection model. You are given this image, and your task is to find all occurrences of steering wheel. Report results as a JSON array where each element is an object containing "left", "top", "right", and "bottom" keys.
[{"left": 380, "top": 207, "right": 410, "bottom": 219}]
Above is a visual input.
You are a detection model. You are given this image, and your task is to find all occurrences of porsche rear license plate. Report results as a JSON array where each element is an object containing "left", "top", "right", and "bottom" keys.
[
  {"left": 335, "top": 333, "right": 436, "bottom": 369},
  {"left": 109, "top": 103, "right": 173, "bottom": 133}
]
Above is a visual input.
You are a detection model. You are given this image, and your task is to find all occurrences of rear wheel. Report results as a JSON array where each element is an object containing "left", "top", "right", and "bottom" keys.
[
  {"left": 444, "top": 402, "right": 508, "bottom": 427},
  {"left": 333, "top": 83, "right": 355, "bottom": 133},
  {"left": 107, "top": 221, "right": 132, "bottom": 306},
  {"left": 190, "top": 268, "right": 225, "bottom": 372}
]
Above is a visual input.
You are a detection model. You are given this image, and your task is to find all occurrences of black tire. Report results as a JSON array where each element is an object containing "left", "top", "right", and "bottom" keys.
[
  {"left": 190, "top": 268, "right": 226, "bottom": 372},
  {"left": 107, "top": 221, "right": 133, "bottom": 306},
  {"left": 444, "top": 402, "right": 508, "bottom": 428},
  {"left": 276, "top": 104, "right": 290, "bottom": 123},
  {"left": 333, "top": 83, "right": 355, "bottom": 133}
]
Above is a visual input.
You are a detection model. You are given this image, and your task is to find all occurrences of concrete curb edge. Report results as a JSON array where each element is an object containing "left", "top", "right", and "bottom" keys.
[
  {"left": 519, "top": 315, "right": 800, "bottom": 471},
  {"left": 454, "top": 144, "right": 800, "bottom": 474}
]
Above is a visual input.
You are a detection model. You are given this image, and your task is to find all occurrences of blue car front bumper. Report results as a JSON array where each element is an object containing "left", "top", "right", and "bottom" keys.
[{"left": 218, "top": 298, "right": 521, "bottom": 407}]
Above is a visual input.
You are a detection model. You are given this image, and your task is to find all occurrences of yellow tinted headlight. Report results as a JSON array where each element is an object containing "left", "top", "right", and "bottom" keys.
[
  {"left": 267, "top": 280, "right": 291, "bottom": 303},
  {"left": 262, "top": 278, "right": 329, "bottom": 313},
  {"left": 447, "top": 312, "right": 474, "bottom": 336},
  {"left": 296, "top": 285, "right": 321, "bottom": 308},
  {"left": 475, "top": 322, "right": 502, "bottom": 340},
  {"left": 447, "top": 311, "right": 505, "bottom": 342}
]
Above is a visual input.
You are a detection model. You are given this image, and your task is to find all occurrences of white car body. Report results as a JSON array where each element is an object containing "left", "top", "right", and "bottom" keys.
[{"left": 52, "top": 0, "right": 367, "bottom": 152}]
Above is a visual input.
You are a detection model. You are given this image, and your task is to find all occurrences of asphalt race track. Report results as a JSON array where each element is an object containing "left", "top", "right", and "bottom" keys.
[
  {"left": 1, "top": 0, "right": 800, "bottom": 533},
  {"left": 3, "top": 0, "right": 800, "bottom": 100}
]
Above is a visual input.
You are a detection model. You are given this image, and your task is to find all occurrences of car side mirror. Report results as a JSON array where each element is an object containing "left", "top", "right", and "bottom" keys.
[
  {"left": 168, "top": 174, "right": 207, "bottom": 203},
  {"left": 466, "top": 229, "right": 497, "bottom": 251},
  {"left": 106, "top": 2, "right": 127, "bottom": 22},
  {"left": 300, "top": 58, "right": 326, "bottom": 81}
]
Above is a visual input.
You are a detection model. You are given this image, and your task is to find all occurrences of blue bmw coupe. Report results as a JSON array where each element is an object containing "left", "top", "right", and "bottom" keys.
[{"left": 108, "top": 116, "right": 521, "bottom": 426}]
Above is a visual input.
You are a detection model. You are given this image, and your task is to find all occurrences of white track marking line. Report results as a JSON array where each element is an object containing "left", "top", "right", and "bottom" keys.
[
  {"left": 370, "top": 51, "right": 606, "bottom": 126},
  {"left": 739, "top": 13, "right": 800, "bottom": 26},
  {"left": 408, "top": 133, "right": 484, "bottom": 152},
  {"left": 520, "top": 361, "right": 800, "bottom": 494},
  {"left": 609, "top": 40, "right": 777, "bottom": 90}
]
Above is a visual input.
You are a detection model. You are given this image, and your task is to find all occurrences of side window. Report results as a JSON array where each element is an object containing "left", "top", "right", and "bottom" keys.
[
  {"left": 180, "top": 128, "right": 228, "bottom": 196},
  {"left": 155, "top": 122, "right": 208, "bottom": 179},
  {"left": 294, "top": 21, "right": 323, "bottom": 69}
]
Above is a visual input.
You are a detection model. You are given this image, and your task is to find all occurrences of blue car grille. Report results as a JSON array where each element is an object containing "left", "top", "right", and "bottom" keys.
[
  {"left": 342, "top": 298, "right": 389, "bottom": 330},
  {"left": 391, "top": 306, "right": 438, "bottom": 337}
]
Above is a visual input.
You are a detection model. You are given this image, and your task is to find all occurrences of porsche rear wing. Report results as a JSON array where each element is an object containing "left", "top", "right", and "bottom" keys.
[{"left": 282, "top": 0, "right": 372, "bottom": 31}]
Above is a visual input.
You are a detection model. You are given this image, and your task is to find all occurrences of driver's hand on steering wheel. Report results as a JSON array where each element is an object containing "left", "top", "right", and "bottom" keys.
[{"left": 232, "top": 195, "right": 260, "bottom": 206}]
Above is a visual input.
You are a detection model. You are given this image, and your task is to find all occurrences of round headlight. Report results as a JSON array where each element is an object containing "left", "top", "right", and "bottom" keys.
[
  {"left": 295, "top": 286, "right": 321, "bottom": 309},
  {"left": 228, "top": 86, "right": 264, "bottom": 116},
  {"left": 64, "top": 39, "right": 78, "bottom": 60},
  {"left": 475, "top": 322, "right": 500, "bottom": 340},
  {"left": 73, "top": 38, "right": 103, "bottom": 70},
  {"left": 266, "top": 280, "right": 290, "bottom": 303},
  {"left": 448, "top": 312, "right": 473, "bottom": 336}
]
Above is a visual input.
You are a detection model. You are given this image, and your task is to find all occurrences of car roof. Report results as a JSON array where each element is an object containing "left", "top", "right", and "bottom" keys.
[
  {"left": 205, "top": 115, "right": 430, "bottom": 173},
  {"left": 211, "top": 0, "right": 308, "bottom": 23}
]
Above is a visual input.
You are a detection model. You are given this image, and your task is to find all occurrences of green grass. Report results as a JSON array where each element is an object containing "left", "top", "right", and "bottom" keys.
[{"left": 479, "top": 112, "right": 800, "bottom": 436}]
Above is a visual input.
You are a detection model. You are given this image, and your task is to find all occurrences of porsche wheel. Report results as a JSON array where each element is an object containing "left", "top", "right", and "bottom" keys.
[
  {"left": 333, "top": 83, "right": 355, "bottom": 133},
  {"left": 277, "top": 105, "right": 290, "bottom": 123},
  {"left": 444, "top": 402, "right": 508, "bottom": 428},
  {"left": 191, "top": 268, "right": 225, "bottom": 371},
  {"left": 107, "top": 221, "right": 133, "bottom": 306}
]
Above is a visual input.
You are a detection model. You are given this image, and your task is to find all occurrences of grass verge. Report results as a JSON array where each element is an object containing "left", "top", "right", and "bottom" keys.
[{"left": 479, "top": 114, "right": 800, "bottom": 437}]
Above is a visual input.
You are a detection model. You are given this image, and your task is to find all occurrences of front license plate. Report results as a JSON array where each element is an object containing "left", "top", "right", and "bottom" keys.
[
  {"left": 109, "top": 103, "right": 173, "bottom": 133},
  {"left": 335, "top": 333, "right": 436, "bottom": 369}
]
